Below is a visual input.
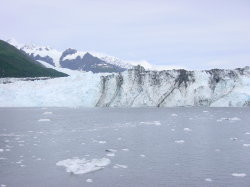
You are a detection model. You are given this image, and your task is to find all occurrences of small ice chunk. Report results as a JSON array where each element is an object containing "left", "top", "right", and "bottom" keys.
[
  {"left": 98, "top": 141, "right": 106, "bottom": 144},
  {"left": 215, "top": 149, "right": 221, "bottom": 152},
  {"left": 183, "top": 128, "right": 192, "bottom": 132},
  {"left": 217, "top": 117, "right": 241, "bottom": 122},
  {"left": 203, "top": 111, "right": 209, "bottom": 113},
  {"left": 140, "top": 121, "right": 161, "bottom": 126},
  {"left": 205, "top": 178, "right": 212, "bottom": 182},
  {"left": 38, "top": 119, "right": 50, "bottom": 122},
  {"left": 1, "top": 184, "right": 6, "bottom": 187},
  {"left": 0, "top": 149, "right": 4, "bottom": 152},
  {"left": 175, "top": 140, "right": 185, "bottom": 144},
  {"left": 243, "top": 144, "right": 250, "bottom": 147},
  {"left": 114, "top": 164, "right": 128, "bottom": 169},
  {"left": 230, "top": 137, "right": 238, "bottom": 141},
  {"left": 86, "top": 179, "right": 93, "bottom": 183},
  {"left": 122, "top": 148, "right": 129, "bottom": 151},
  {"left": 43, "top": 111, "right": 53, "bottom": 115},
  {"left": 105, "top": 149, "right": 117, "bottom": 153},
  {"left": 140, "top": 154, "right": 146, "bottom": 158},
  {"left": 56, "top": 157, "right": 111, "bottom": 175},
  {"left": 232, "top": 173, "right": 247, "bottom": 177},
  {"left": 117, "top": 138, "right": 122, "bottom": 141},
  {"left": 245, "top": 132, "right": 250, "bottom": 135},
  {"left": 230, "top": 117, "right": 241, "bottom": 121},
  {"left": 171, "top": 114, "right": 178, "bottom": 117},
  {"left": 106, "top": 153, "right": 115, "bottom": 157}
]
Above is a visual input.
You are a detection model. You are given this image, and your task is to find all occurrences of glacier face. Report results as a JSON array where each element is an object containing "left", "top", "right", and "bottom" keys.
[
  {"left": 97, "top": 66, "right": 250, "bottom": 107},
  {"left": 0, "top": 66, "right": 250, "bottom": 107}
]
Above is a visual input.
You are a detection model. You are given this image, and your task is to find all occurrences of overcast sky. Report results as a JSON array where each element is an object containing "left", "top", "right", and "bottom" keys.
[{"left": 1, "top": 0, "right": 250, "bottom": 69}]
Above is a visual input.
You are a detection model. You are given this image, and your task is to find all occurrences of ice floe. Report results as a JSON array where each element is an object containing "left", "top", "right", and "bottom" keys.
[
  {"left": 171, "top": 114, "right": 178, "bottom": 117},
  {"left": 217, "top": 117, "right": 241, "bottom": 122},
  {"left": 175, "top": 140, "right": 185, "bottom": 144},
  {"left": 105, "top": 149, "right": 117, "bottom": 153},
  {"left": 140, "top": 121, "right": 161, "bottom": 126},
  {"left": 183, "top": 128, "right": 192, "bottom": 132},
  {"left": 231, "top": 173, "right": 247, "bottom": 177},
  {"left": 243, "top": 144, "right": 250, "bottom": 147},
  {"left": 140, "top": 154, "right": 146, "bottom": 158},
  {"left": 106, "top": 153, "right": 115, "bottom": 157},
  {"left": 245, "top": 132, "right": 250, "bottom": 135},
  {"left": 56, "top": 157, "right": 111, "bottom": 174},
  {"left": 122, "top": 148, "right": 129, "bottom": 151},
  {"left": 98, "top": 141, "right": 106, "bottom": 144},
  {"left": 86, "top": 179, "right": 93, "bottom": 183},
  {"left": 204, "top": 178, "right": 212, "bottom": 182},
  {"left": 38, "top": 119, "right": 51, "bottom": 122},
  {"left": 113, "top": 164, "right": 128, "bottom": 169},
  {"left": 43, "top": 111, "right": 53, "bottom": 115},
  {"left": 230, "top": 137, "right": 238, "bottom": 141}
]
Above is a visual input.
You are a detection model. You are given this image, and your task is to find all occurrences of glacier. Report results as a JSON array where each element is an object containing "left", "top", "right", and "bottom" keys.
[{"left": 0, "top": 66, "right": 249, "bottom": 107}]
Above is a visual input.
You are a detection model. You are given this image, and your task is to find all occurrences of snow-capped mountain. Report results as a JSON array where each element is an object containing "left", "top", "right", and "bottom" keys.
[
  {"left": 0, "top": 66, "right": 249, "bottom": 107},
  {"left": 6, "top": 39, "right": 132, "bottom": 73},
  {"left": 6, "top": 39, "right": 183, "bottom": 73}
]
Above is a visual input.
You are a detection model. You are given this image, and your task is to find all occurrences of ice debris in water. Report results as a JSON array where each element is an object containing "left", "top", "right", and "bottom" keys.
[
  {"left": 175, "top": 140, "right": 185, "bottom": 144},
  {"left": 43, "top": 111, "right": 53, "bottom": 115},
  {"left": 122, "top": 148, "right": 129, "bottom": 151},
  {"left": 86, "top": 179, "right": 93, "bottom": 183},
  {"left": 106, "top": 153, "right": 115, "bottom": 157},
  {"left": 98, "top": 141, "right": 106, "bottom": 144},
  {"left": 105, "top": 149, "right": 117, "bottom": 153},
  {"left": 231, "top": 173, "right": 247, "bottom": 177},
  {"left": 230, "top": 137, "right": 238, "bottom": 141},
  {"left": 113, "top": 164, "right": 128, "bottom": 169},
  {"left": 245, "top": 132, "right": 250, "bottom": 135},
  {"left": 38, "top": 119, "right": 51, "bottom": 122},
  {"left": 171, "top": 114, "right": 178, "bottom": 117},
  {"left": 205, "top": 178, "right": 212, "bottom": 182},
  {"left": 183, "top": 128, "right": 192, "bottom": 132},
  {"left": 56, "top": 157, "right": 111, "bottom": 174},
  {"left": 243, "top": 144, "right": 250, "bottom": 147},
  {"left": 140, "top": 121, "right": 161, "bottom": 126},
  {"left": 217, "top": 117, "right": 241, "bottom": 122}
]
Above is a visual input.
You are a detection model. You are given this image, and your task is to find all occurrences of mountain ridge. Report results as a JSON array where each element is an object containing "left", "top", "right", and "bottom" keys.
[{"left": 0, "top": 40, "right": 68, "bottom": 78}]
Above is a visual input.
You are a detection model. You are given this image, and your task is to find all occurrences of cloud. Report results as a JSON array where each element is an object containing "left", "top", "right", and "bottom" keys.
[{"left": 1, "top": 0, "right": 250, "bottom": 69}]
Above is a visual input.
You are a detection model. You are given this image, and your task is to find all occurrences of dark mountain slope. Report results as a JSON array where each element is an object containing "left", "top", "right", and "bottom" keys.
[{"left": 0, "top": 40, "right": 68, "bottom": 78}]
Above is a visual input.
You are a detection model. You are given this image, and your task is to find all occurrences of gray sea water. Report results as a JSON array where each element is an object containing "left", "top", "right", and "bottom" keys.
[{"left": 0, "top": 107, "right": 250, "bottom": 187}]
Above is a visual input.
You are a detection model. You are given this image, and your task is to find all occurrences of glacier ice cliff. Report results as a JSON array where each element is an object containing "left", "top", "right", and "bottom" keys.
[{"left": 0, "top": 66, "right": 250, "bottom": 107}]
